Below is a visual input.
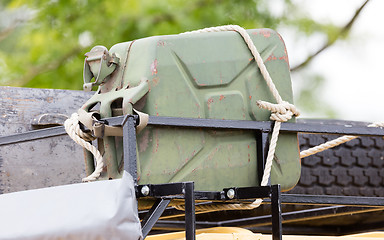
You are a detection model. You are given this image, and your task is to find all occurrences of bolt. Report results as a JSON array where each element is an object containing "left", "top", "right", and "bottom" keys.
[
  {"left": 141, "top": 185, "right": 150, "bottom": 196},
  {"left": 227, "top": 189, "right": 235, "bottom": 199}
]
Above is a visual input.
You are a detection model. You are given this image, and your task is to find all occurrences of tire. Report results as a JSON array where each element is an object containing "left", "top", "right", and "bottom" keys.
[{"left": 288, "top": 119, "right": 384, "bottom": 197}]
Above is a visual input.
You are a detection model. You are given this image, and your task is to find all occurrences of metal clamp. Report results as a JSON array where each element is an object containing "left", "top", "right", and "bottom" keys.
[{"left": 83, "top": 45, "right": 120, "bottom": 91}]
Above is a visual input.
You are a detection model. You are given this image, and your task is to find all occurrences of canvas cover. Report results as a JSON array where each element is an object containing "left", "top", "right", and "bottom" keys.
[{"left": 0, "top": 171, "right": 142, "bottom": 240}]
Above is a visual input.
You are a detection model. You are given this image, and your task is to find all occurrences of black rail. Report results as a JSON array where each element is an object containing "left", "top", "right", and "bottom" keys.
[{"left": 1, "top": 116, "right": 383, "bottom": 146}]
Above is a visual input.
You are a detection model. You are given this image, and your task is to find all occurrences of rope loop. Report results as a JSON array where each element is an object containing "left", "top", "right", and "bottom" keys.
[{"left": 64, "top": 113, "right": 104, "bottom": 182}]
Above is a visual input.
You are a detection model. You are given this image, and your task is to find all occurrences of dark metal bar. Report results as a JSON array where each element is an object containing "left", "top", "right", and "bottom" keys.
[
  {"left": 274, "top": 206, "right": 383, "bottom": 226},
  {"left": 184, "top": 182, "right": 196, "bottom": 240},
  {"left": 144, "top": 116, "right": 384, "bottom": 137},
  {"left": 138, "top": 183, "right": 187, "bottom": 198},
  {"left": 139, "top": 202, "right": 229, "bottom": 221},
  {"left": 216, "top": 206, "right": 383, "bottom": 227},
  {"left": 141, "top": 198, "right": 171, "bottom": 238},
  {"left": 237, "top": 206, "right": 382, "bottom": 226},
  {"left": 152, "top": 220, "right": 216, "bottom": 231},
  {"left": 223, "top": 185, "right": 272, "bottom": 200},
  {"left": 147, "top": 116, "right": 271, "bottom": 131},
  {"left": 140, "top": 193, "right": 384, "bottom": 222},
  {"left": 138, "top": 187, "right": 384, "bottom": 206},
  {"left": 193, "top": 191, "right": 223, "bottom": 200},
  {"left": 2, "top": 115, "right": 384, "bottom": 147},
  {"left": 122, "top": 115, "right": 138, "bottom": 184},
  {"left": 256, "top": 131, "right": 270, "bottom": 185},
  {"left": 0, "top": 126, "right": 66, "bottom": 146},
  {"left": 154, "top": 206, "right": 383, "bottom": 230},
  {"left": 278, "top": 194, "right": 384, "bottom": 207},
  {"left": 271, "top": 185, "right": 282, "bottom": 240},
  {"left": 247, "top": 225, "right": 342, "bottom": 236}
]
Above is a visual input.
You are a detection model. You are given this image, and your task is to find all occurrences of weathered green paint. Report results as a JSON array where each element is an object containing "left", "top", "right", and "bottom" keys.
[{"left": 82, "top": 29, "right": 300, "bottom": 191}]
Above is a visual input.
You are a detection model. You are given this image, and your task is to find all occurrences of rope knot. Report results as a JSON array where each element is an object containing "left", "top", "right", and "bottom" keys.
[{"left": 256, "top": 100, "right": 300, "bottom": 122}]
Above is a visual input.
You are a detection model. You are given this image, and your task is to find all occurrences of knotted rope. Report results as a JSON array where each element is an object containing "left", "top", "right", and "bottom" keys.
[
  {"left": 175, "top": 25, "right": 300, "bottom": 212},
  {"left": 64, "top": 113, "right": 104, "bottom": 182}
]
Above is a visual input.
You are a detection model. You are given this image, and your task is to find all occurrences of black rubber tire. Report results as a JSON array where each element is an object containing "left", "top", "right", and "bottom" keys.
[
  {"left": 288, "top": 119, "right": 384, "bottom": 197},
  {"left": 191, "top": 119, "right": 384, "bottom": 234}
]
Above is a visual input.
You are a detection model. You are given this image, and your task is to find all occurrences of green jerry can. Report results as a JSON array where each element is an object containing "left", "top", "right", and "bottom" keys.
[{"left": 80, "top": 28, "right": 301, "bottom": 194}]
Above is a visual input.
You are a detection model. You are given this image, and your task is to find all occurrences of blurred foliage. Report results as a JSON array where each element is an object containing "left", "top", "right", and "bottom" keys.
[
  {"left": 293, "top": 71, "right": 337, "bottom": 118},
  {"left": 0, "top": 0, "right": 368, "bottom": 117}
]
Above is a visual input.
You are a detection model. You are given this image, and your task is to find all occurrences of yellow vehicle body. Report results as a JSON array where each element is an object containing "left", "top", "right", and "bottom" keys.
[{"left": 147, "top": 227, "right": 384, "bottom": 240}]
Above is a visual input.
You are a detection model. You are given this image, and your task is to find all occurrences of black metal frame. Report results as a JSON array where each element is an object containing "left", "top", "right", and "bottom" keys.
[
  {"left": 1, "top": 115, "right": 384, "bottom": 238},
  {"left": 121, "top": 115, "right": 284, "bottom": 239},
  {"left": 2, "top": 116, "right": 384, "bottom": 147}
]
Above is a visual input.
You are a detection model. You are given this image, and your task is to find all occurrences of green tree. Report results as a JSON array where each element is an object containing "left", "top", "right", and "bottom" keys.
[{"left": 0, "top": 0, "right": 369, "bottom": 117}]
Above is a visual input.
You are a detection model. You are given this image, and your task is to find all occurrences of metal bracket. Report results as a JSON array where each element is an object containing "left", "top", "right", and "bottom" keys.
[
  {"left": 141, "top": 198, "right": 172, "bottom": 238},
  {"left": 83, "top": 45, "right": 120, "bottom": 91}
]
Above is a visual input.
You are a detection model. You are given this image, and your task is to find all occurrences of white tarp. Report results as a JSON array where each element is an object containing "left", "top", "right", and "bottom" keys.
[{"left": 0, "top": 171, "right": 142, "bottom": 240}]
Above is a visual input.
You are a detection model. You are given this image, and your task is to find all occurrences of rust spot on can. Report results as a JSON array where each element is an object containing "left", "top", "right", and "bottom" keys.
[
  {"left": 219, "top": 95, "right": 225, "bottom": 101},
  {"left": 207, "top": 97, "right": 214, "bottom": 110},
  {"left": 157, "top": 40, "right": 166, "bottom": 47},
  {"left": 266, "top": 54, "right": 277, "bottom": 62},
  {"left": 152, "top": 131, "right": 159, "bottom": 153},
  {"left": 150, "top": 59, "right": 158, "bottom": 75},
  {"left": 279, "top": 55, "right": 288, "bottom": 63},
  {"left": 260, "top": 29, "right": 271, "bottom": 38},
  {"left": 152, "top": 77, "right": 160, "bottom": 87},
  {"left": 138, "top": 130, "right": 150, "bottom": 153},
  {"left": 252, "top": 29, "right": 271, "bottom": 38},
  {"left": 207, "top": 147, "right": 219, "bottom": 161}
]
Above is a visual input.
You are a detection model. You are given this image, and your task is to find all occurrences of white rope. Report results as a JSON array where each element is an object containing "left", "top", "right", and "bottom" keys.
[
  {"left": 64, "top": 113, "right": 104, "bottom": 182},
  {"left": 300, "top": 122, "right": 384, "bottom": 158},
  {"left": 175, "top": 25, "right": 299, "bottom": 212}
]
